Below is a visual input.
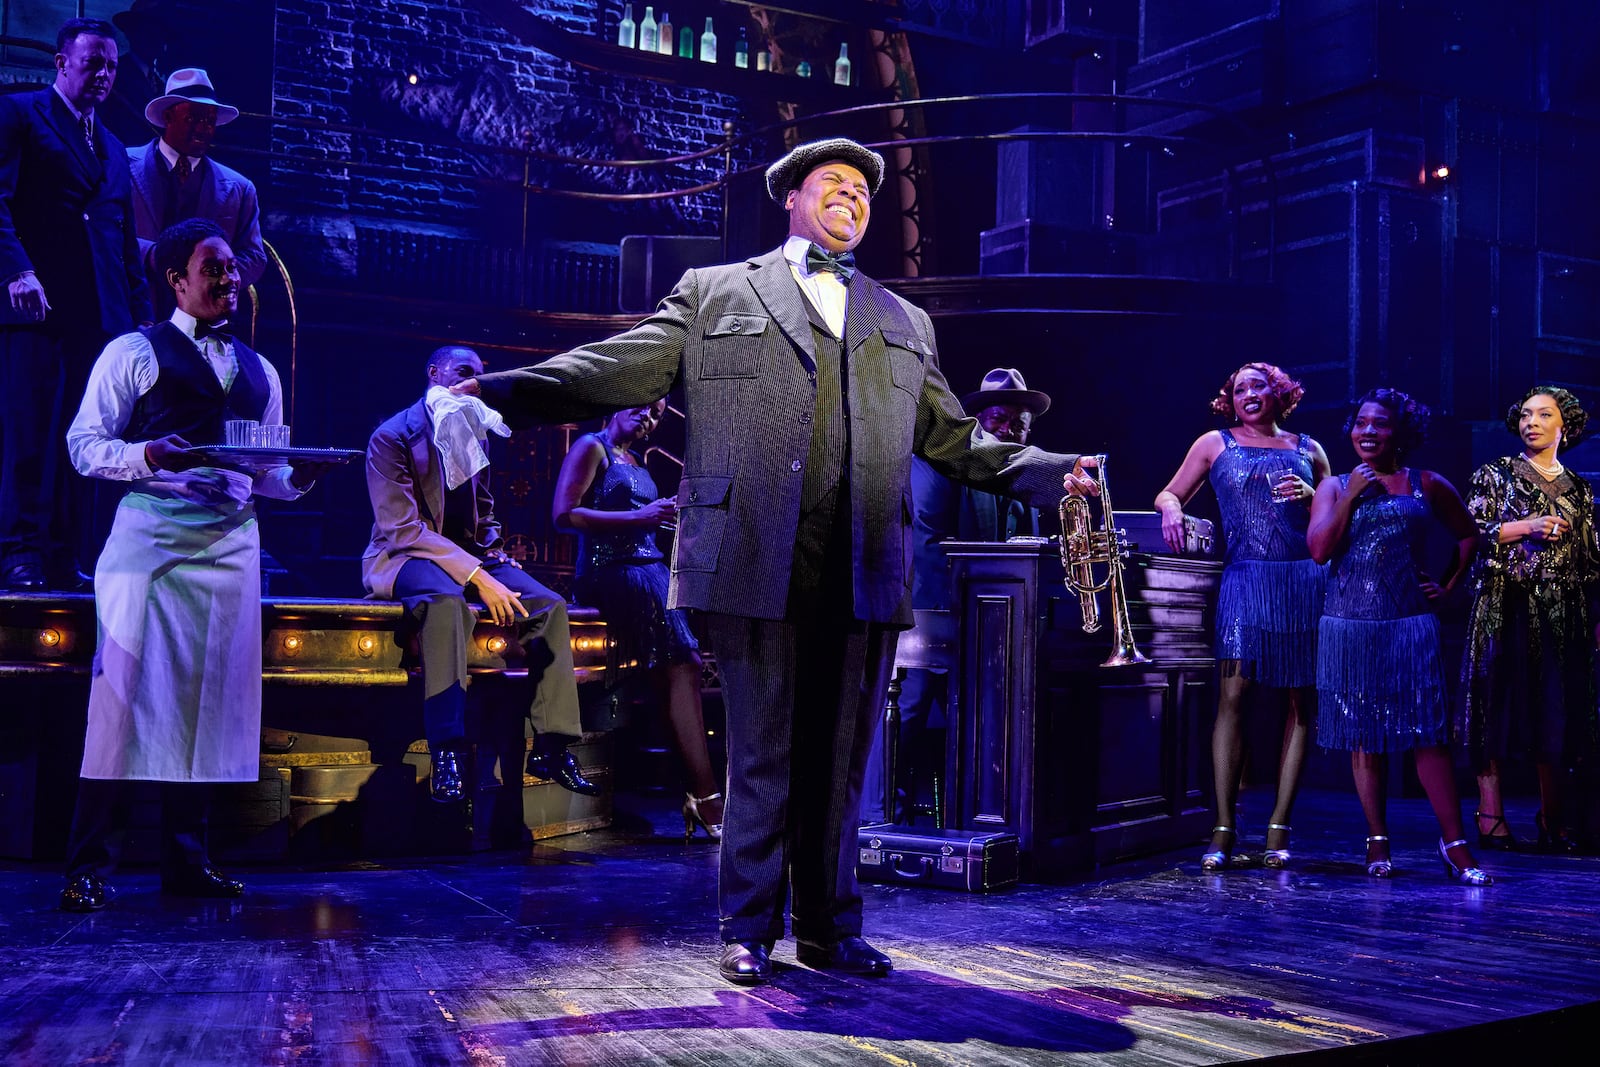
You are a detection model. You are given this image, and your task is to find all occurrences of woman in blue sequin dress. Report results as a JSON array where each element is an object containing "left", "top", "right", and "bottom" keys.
[
  {"left": 552, "top": 400, "right": 724, "bottom": 838},
  {"left": 1308, "top": 388, "right": 1490, "bottom": 884},
  {"left": 1156, "top": 363, "right": 1330, "bottom": 869}
]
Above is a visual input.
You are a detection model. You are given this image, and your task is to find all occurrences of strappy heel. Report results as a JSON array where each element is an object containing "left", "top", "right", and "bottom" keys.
[
  {"left": 1475, "top": 811, "right": 1515, "bottom": 851},
  {"left": 1201, "top": 826, "right": 1235, "bottom": 871},
  {"left": 1365, "top": 835, "right": 1393, "bottom": 878},
  {"left": 1438, "top": 838, "right": 1493, "bottom": 886},
  {"left": 1535, "top": 810, "right": 1579, "bottom": 854},
  {"left": 1262, "top": 823, "right": 1292, "bottom": 869},
  {"left": 683, "top": 792, "right": 724, "bottom": 841}
]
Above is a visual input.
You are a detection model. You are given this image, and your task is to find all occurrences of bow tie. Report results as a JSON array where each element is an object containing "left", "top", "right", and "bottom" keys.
[
  {"left": 805, "top": 244, "right": 856, "bottom": 282},
  {"left": 194, "top": 320, "right": 231, "bottom": 341}
]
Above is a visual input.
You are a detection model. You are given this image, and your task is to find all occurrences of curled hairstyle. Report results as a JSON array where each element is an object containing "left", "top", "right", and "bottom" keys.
[
  {"left": 153, "top": 218, "right": 226, "bottom": 286},
  {"left": 1343, "top": 387, "right": 1430, "bottom": 461},
  {"left": 1504, "top": 385, "right": 1588, "bottom": 445},
  {"left": 1210, "top": 362, "right": 1305, "bottom": 421}
]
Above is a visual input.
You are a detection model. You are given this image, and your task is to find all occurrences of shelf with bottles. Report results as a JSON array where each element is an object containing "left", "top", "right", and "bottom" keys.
[{"left": 597, "top": 2, "right": 877, "bottom": 105}]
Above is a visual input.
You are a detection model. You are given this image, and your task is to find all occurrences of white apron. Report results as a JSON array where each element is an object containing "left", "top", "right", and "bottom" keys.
[{"left": 81, "top": 468, "right": 262, "bottom": 782}]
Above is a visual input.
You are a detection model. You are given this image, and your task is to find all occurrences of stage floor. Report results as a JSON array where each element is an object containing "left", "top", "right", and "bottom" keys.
[{"left": 2, "top": 786, "right": 1596, "bottom": 1065}]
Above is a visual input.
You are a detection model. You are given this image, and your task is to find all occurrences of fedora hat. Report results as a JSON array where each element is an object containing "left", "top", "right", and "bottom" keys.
[
  {"left": 765, "top": 137, "right": 884, "bottom": 204},
  {"left": 144, "top": 68, "right": 240, "bottom": 127},
  {"left": 961, "top": 368, "right": 1051, "bottom": 417}
]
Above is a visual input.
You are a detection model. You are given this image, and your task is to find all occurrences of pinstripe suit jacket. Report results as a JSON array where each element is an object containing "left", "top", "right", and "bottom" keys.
[{"left": 475, "top": 248, "right": 1077, "bottom": 625}]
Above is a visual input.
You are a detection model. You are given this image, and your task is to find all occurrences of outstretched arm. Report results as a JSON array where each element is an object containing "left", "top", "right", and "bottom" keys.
[{"left": 1154, "top": 431, "right": 1223, "bottom": 552}]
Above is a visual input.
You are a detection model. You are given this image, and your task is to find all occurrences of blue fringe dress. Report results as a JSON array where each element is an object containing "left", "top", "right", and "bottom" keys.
[
  {"left": 573, "top": 434, "right": 699, "bottom": 669},
  {"left": 1316, "top": 469, "right": 1450, "bottom": 753},
  {"left": 1210, "top": 429, "right": 1327, "bottom": 687}
]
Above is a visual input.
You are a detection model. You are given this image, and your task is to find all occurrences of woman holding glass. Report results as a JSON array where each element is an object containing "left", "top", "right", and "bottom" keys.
[{"left": 552, "top": 400, "right": 724, "bottom": 838}]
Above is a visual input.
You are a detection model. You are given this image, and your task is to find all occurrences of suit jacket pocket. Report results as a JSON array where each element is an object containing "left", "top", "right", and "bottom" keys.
[
  {"left": 673, "top": 474, "right": 733, "bottom": 573},
  {"left": 883, "top": 330, "right": 929, "bottom": 396},
  {"left": 700, "top": 315, "right": 768, "bottom": 379}
]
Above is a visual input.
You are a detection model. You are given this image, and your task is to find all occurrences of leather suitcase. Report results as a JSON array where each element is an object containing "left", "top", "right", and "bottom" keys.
[{"left": 857, "top": 826, "right": 1020, "bottom": 892}]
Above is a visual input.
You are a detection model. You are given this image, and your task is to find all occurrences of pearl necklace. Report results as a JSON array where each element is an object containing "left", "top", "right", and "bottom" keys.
[{"left": 1525, "top": 454, "right": 1563, "bottom": 478}]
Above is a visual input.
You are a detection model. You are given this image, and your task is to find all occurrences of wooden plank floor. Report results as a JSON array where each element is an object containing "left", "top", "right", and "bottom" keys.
[{"left": 2, "top": 786, "right": 1597, "bottom": 1065}]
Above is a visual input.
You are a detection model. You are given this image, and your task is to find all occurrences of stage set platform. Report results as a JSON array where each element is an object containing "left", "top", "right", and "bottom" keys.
[{"left": 2, "top": 785, "right": 1596, "bottom": 1066}]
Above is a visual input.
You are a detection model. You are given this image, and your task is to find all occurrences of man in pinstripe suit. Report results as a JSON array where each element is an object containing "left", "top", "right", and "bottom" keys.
[{"left": 459, "top": 138, "right": 1093, "bottom": 984}]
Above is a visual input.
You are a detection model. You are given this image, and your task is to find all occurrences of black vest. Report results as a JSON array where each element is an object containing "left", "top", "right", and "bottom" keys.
[{"left": 123, "top": 320, "right": 272, "bottom": 445}]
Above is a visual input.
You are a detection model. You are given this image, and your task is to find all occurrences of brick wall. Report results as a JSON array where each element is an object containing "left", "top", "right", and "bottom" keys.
[{"left": 268, "top": 0, "right": 748, "bottom": 297}]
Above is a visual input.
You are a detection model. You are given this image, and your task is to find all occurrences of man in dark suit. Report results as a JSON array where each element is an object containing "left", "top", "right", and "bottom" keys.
[
  {"left": 0, "top": 17, "right": 151, "bottom": 589},
  {"left": 862, "top": 367, "right": 1051, "bottom": 825},
  {"left": 455, "top": 138, "right": 1094, "bottom": 984},
  {"left": 362, "top": 346, "right": 599, "bottom": 806},
  {"left": 128, "top": 68, "right": 265, "bottom": 320}
]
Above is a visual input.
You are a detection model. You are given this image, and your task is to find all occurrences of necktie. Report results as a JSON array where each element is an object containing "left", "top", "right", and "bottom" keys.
[
  {"left": 80, "top": 114, "right": 94, "bottom": 153},
  {"left": 174, "top": 156, "right": 192, "bottom": 185},
  {"left": 805, "top": 244, "right": 856, "bottom": 283}
]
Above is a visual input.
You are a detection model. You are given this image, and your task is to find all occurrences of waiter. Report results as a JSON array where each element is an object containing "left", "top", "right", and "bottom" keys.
[{"left": 58, "top": 218, "right": 337, "bottom": 911}]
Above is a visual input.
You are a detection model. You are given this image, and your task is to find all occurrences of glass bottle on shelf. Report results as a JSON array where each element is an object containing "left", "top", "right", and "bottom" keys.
[
  {"left": 700, "top": 18, "right": 717, "bottom": 63},
  {"left": 657, "top": 12, "right": 673, "bottom": 55},
  {"left": 734, "top": 28, "right": 749, "bottom": 68},
  {"left": 678, "top": 25, "right": 693, "bottom": 57},
  {"left": 834, "top": 43, "right": 851, "bottom": 86},
  {"left": 617, "top": 3, "right": 636, "bottom": 48},
  {"left": 796, "top": 58, "right": 812, "bottom": 78},
  {"left": 756, "top": 47, "right": 769, "bottom": 72},
  {"left": 639, "top": 6, "right": 658, "bottom": 52}
]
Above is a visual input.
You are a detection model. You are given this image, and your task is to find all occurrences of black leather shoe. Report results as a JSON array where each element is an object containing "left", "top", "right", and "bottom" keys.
[
  {"left": 796, "top": 936, "right": 893, "bottom": 977},
  {"left": 526, "top": 748, "right": 602, "bottom": 796},
  {"left": 717, "top": 941, "right": 773, "bottom": 984},
  {"left": 161, "top": 865, "right": 245, "bottom": 898},
  {"left": 60, "top": 874, "right": 109, "bottom": 912},
  {"left": 2, "top": 561, "right": 46, "bottom": 591},
  {"left": 431, "top": 748, "right": 466, "bottom": 803}
]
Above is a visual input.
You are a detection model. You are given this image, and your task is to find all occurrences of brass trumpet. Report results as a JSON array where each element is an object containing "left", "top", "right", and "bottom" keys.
[{"left": 1058, "top": 455, "right": 1151, "bottom": 668}]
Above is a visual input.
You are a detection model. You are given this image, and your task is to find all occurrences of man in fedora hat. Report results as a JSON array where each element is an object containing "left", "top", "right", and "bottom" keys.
[
  {"left": 861, "top": 366, "right": 1051, "bottom": 824},
  {"left": 128, "top": 67, "right": 264, "bottom": 318},
  {"left": 0, "top": 18, "right": 150, "bottom": 590},
  {"left": 453, "top": 137, "right": 1096, "bottom": 984}
]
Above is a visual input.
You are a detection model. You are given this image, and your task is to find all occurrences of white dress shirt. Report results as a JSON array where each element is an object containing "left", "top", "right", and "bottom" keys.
[
  {"left": 783, "top": 235, "right": 848, "bottom": 339},
  {"left": 67, "top": 310, "right": 303, "bottom": 499}
]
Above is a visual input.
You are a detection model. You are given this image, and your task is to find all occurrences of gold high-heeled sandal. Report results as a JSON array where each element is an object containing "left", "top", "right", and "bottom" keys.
[
  {"left": 1365, "top": 835, "right": 1393, "bottom": 878},
  {"left": 1201, "top": 826, "right": 1235, "bottom": 871},
  {"left": 683, "top": 791, "right": 724, "bottom": 841},
  {"left": 1262, "top": 823, "right": 1292, "bottom": 868},
  {"left": 1438, "top": 838, "right": 1492, "bottom": 886}
]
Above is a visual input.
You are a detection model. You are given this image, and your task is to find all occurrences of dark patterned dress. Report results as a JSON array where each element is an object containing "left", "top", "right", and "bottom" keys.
[
  {"left": 1209, "top": 428, "right": 1327, "bottom": 686},
  {"left": 1317, "top": 470, "right": 1451, "bottom": 753},
  {"left": 573, "top": 434, "right": 699, "bottom": 668},
  {"left": 1457, "top": 456, "right": 1600, "bottom": 770}
]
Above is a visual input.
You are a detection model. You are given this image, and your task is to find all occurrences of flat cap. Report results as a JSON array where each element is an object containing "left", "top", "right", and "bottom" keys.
[{"left": 765, "top": 137, "right": 884, "bottom": 204}]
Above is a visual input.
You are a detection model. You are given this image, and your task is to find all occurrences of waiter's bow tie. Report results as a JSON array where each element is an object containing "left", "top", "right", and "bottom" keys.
[
  {"left": 805, "top": 244, "right": 856, "bottom": 282},
  {"left": 194, "top": 320, "right": 231, "bottom": 341}
]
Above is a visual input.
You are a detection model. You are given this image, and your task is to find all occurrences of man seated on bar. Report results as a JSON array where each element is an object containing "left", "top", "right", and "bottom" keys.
[
  {"left": 861, "top": 367, "right": 1050, "bottom": 825},
  {"left": 59, "top": 218, "right": 338, "bottom": 911},
  {"left": 361, "top": 345, "right": 599, "bottom": 805}
]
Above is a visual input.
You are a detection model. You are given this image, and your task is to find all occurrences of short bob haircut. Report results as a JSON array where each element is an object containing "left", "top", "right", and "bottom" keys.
[
  {"left": 153, "top": 218, "right": 227, "bottom": 286},
  {"left": 1210, "top": 362, "right": 1305, "bottom": 421},
  {"left": 1342, "top": 387, "right": 1430, "bottom": 461},
  {"left": 1504, "top": 385, "right": 1588, "bottom": 446}
]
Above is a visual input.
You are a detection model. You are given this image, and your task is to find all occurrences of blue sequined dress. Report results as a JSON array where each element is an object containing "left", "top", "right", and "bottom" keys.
[
  {"left": 573, "top": 434, "right": 699, "bottom": 668},
  {"left": 1209, "top": 429, "right": 1327, "bottom": 686},
  {"left": 1316, "top": 469, "right": 1450, "bottom": 752}
]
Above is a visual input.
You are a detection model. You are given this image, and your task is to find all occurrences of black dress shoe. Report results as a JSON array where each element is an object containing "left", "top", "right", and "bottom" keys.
[
  {"left": 796, "top": 936, "right": 893, "bottom": 977},
  {"left": 717, "top": 940, "right": 773, "bottom": 984},
  {"left": 526, "top": 748, "right": 602, "bottom": 796},
  {"left": 60, "top": 874, "right": 110, "bottom": 912},
  {"left": 161, "top": 865, "right": 245, "bottom": 898},
  {"left": 431, "top": 748, "right": 466, "bottom": 803},
  {"left": 2, "top": 562, "right": 47, "bottom": 591}
]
